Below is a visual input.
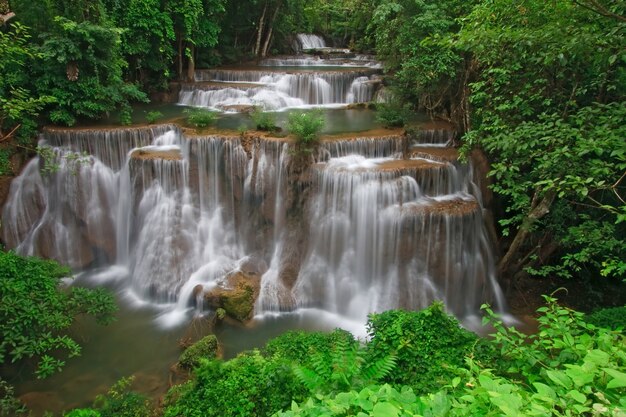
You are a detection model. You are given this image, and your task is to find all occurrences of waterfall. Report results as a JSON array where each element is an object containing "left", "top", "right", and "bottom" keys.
[
  {"left": 1, "top": 126, "right": 504, "bottom": 325},
  {"left": 180, "top": 70, "right": 380, "bottom": 111},
  {"left": 297, "top": 34, "right": 326, "bottom": 50}
]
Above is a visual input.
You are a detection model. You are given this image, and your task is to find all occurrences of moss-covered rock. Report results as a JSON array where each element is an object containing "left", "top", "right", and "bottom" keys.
[
  {"left": 203, "top": 272, "right": 261, "bottom": 322},
  {"left": 178, "top": 335, "right": 219, "bottom": 369}
]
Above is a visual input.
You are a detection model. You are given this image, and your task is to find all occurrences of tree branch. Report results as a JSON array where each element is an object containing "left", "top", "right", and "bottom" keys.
[
  {"left": 498, "top": 189, "right": 556, "bottom": 277},
  {"left": 571, "top": 0, "right": 626, "bottom": 23}
]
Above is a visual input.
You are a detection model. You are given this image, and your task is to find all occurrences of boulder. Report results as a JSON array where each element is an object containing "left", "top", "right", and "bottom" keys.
[
  {"left": 178, "top": 334, "right": 219, "bottom": 369},
  {"left": 204, "top": 272, "right": 261, "bottom": 322}
]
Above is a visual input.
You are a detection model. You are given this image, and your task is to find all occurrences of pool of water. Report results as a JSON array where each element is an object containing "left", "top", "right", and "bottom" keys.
[
  {"left": 90, "top": 103, "right": 426, "bottom": 135},
  {"left": 11, "top": 272, "right": 364, "bottom": 416}
]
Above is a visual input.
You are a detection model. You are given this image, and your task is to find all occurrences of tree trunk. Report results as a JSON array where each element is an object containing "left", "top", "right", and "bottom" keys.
[
  {"left": 261, "top": 1, "right": 281, "bottom": 58},
  {"left": 497, "top": 189, "right": 556, "bottom": 277},
  {"left": 186, "top": 44, "right": 195, "bottom": 82},
  {"left": 177, "top": 36, "right": 183, "bottom": 80},
  {"left": 254, "top": 2, "right": 268, "bottom": 57}
]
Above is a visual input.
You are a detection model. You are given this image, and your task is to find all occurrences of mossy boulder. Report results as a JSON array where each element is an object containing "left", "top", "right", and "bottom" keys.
[
  {"left": 203, "top": 272, "right": 261, "bottom": 322},
  {"left": 178, "top": 335, "right": 219, "bottom": 369}
]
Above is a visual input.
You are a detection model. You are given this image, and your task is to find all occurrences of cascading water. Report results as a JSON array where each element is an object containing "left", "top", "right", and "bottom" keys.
[
  {"left": 1, "top": 124, "right": 505, "bottom": 329},
  {"left": 179, "top": 70, "right": 381, "bottom": 111},
  {"left": 297, "top": 33, "right": 326, "bottom": 50},
  {"left": 179, "top": 38, "right": 382, "bottom": 112},
  {"left": 2, "top": 37, "right": 506, "bottom": 332}
]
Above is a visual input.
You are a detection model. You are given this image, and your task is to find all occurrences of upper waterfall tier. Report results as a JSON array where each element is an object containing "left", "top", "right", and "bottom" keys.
[
  {"left": 297, "top": 33, "right": 326, "bottom": 50},
  {"left": 180, "top": 68, "right": 382, "bottom": 111}
]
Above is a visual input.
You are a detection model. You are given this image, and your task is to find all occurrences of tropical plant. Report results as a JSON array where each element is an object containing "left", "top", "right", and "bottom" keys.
[
  {"left": 293, "top": 335, "right": 396, "bottom": 395},
  {"left": 65, "top": 377, "right": 152, "bottom": 417},
  {"left": 164, "top": 350, "right": 307, "bottom": 417},
  {"left": 35, "top": 17, "right": 148, "bottom": 126},
  {"left": 287, "top": 110, "right": 324, "bottom": 155},
  {"left": 184, "top": 108, "right": 217, "bottom": 128},
  {"left": 250, "top": 107, "right": 278, "bottom": 132},
  {"left": 178, "top": 335, "right": 218, "bottom": 369},
  {"left": 365, "top": 302, "right": 478, "bottom": 394},
  {"left": 0, "top": 251, "right": 117, "bottom": 378},
  {"left": 375, "top": 100, "right": 411, "bottom": 128},
  {"left": 145, "top": 110, "right": 163, "bottom": 124}
]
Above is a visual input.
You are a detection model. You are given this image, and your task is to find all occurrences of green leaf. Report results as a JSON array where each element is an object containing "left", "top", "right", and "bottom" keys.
[
  {"left": 604, "top": 369, "right": 626, "bottom": 389},
  {"left": 372, "top": 402, "right": 399, "bottom": 417}
]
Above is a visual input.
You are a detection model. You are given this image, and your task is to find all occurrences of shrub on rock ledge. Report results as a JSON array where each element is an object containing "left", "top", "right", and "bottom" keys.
[{"left": 178, "top": 335, "right": 219, "bottom": 370}]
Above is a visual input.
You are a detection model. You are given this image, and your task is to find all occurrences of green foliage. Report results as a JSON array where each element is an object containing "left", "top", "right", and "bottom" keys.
[
  {"left": 375, "top": 100, "right": 411, "bottom": 128},
  {"left": 184, "top": 108, "right": 217, "bottom": 129},
  {"left": 586, "top": 307, "right": 626, "bottom": 333},
  {"left": 293, "top": 335, "right": 396, "bottom": 395},
  {"left": 287, "top": 111, "right": 324, "bottom": 154},
  {"left": 92, "top": 377, "right": 151, "bottom": 417},
  {"left": 481, "top": 103, "right": 626, "bottom": 279},
  {"left": 365, "top": 302, "right": 477, "bottom": 394},
  {"left": 250, "top": 107, "right": 278, "bottom": 132},
  {"left": 273, "top": 384, "right": 445, "bottom": 417},
  {"left": 114, "top": 0, "right": 175, "bottom": 89},
  {"left": 145, "top": 111, "right": 163, "bottom": 124},
  {"left": 265, "top": 329, "right": 354, "bottom": 366},
  {"left": 0, "top": 378, "right": 27, "bottom": 417},
  {"left": 276, "top": 299, "right": 626, "bottom": 416},
  {"left": 164, "top": 350, "right": 307, "bottom": 417},
  {"left": 0, "top": 22, "right": 55, "bottom": 169},
  {"left": 65, "top": 377, "right": 151, "bottom": 417},
  {"left": 367, "top": 0, "right": 472, "bottom": 110},
  {"left": 0, "top": 251, "right": 117, "bottom": 378},
  {"left": 178, "top": 335, "right": 218, "bottom": 370},
  {"left": 35, "top": 17, "right": 148, "bottom": 126}
]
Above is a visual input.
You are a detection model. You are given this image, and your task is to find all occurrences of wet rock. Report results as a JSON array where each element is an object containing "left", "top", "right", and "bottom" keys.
[
  {"left": 19, "top": 391, "right": 65, "bottom": 417},
  {"left": 204, "top": 272, "right": 261, "bottom": 322}
]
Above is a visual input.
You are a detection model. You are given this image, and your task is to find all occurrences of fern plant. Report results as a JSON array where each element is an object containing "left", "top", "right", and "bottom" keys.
[{"left": 293, "top": 336, "right": 396, "bottom": 394}]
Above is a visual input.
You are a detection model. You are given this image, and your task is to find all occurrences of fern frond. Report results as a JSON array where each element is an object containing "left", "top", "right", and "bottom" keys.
[
  {"left": 293, "top": 365, "right": 324, "bottom": 392},
  {"left": 362, "top": 354, "right": 397, "bottom": 382}
]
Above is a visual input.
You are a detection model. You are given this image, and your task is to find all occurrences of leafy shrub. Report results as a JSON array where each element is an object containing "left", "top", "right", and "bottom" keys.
[
  {"left": 178, "top": 335, "right": 218, "bottom": 369},
  {"left": 146, "top": 111, "right": 163, "bottom": 124},
  {"left": 375, "top": 101, "right": 411, "bottom": 128},
  {"left": 264, "top": 329, "right": 354, "bottom": 366},
  {"left": 273, "top": 384, "right": 454, "bottom": 417},
  {"left": 365, "top": 302, "right": 477, "bottom": 394},
  {"left": 64, "top": 377, "right": 151, "bottom": 417},
  {"left": 0, "top": 251, "right": 117, "bottom": 378},
  {"left": 251, "top": 107, "right": 278, "bottom": 131},
  {"left": 287, "top": 111, "right": 324, "bottom": 152},
  {"left": 277, "top": 299, "right": 626, "bottom": 416},
  {"left": 164, "top": 351, "right": 307, "bottom": 417},
  {"left": 184, "top": 108, "right": 217, "bottom": 128},
  {"left": 0, "top": 378, "right": 27, "bottom": 417},
  {"left": 586, "top": 306, "right": 626, "bottom": 333},
  {"left": 293, "top": 335, "right": 396, "bottom": 395}
]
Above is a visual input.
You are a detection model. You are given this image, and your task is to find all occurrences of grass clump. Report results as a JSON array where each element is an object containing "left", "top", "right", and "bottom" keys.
[
  {"left": 287, "top": 110, "right": 324, "bottom": 155},
  {"left": 250, "top": 107, "right": 278, "bottom": 132},
  {"left": 145, "top": 110, "right": 163, "bottom": 124},
  {"left": 376, "top": 100, "right": 411, "bottom": 128},
  {"left": 184, "top": 108, "right": 217, "bottom": 128}
]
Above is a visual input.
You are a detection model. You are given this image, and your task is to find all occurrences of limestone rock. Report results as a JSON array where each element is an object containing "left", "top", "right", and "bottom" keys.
[{"left": 204, "top": 271, "right": 261, "bottom": 322}]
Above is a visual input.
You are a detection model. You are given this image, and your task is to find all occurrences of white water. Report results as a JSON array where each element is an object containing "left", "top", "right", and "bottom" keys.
[
  {"left": 1, "top": 124, "right": 505, "bottom": 328},
  {"left": 179, "top": 70, "right": 380, "bottom": 111},
  {"left": 297, "top": 34, "right": 326, "bottom": 50}
]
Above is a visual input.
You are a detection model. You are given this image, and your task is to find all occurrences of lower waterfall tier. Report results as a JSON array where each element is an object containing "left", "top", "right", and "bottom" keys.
[{"left": 1, "top": 125, "right": 505, "bottom": 325}]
